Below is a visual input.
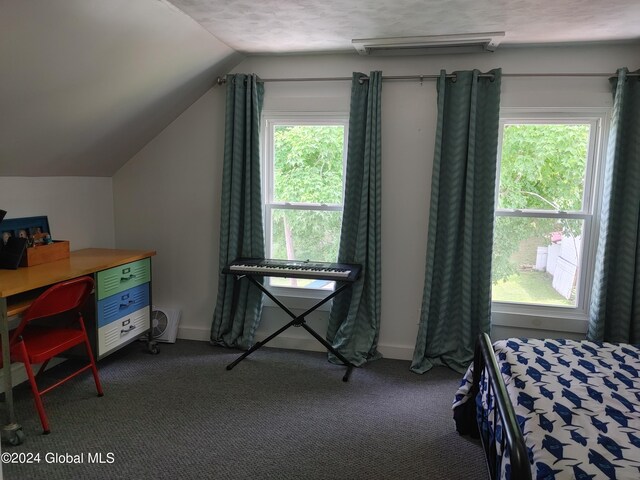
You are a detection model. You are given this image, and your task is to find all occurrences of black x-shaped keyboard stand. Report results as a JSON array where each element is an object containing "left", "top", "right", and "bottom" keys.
[{"left": 224, "top": 272, "right": 358, "bottom": 382}]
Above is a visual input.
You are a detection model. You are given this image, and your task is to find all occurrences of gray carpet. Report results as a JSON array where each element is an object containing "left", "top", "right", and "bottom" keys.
[{"left": 3, "top": 340, "right": 485, "bottom": 479}]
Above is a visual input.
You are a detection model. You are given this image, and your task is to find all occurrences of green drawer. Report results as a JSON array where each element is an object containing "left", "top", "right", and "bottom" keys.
[{"left": 97, "top": 258, "right": 151, "bottom": 300}]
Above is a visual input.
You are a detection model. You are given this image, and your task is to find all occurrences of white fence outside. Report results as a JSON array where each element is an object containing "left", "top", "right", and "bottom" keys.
[{"left": 533, "top": 235, "right": 581, "bottom": 299}]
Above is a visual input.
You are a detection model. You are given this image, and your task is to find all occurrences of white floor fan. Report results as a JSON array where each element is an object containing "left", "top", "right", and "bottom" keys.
[{"left": 151, "top": 306, "right": 181, "bottom": 343}]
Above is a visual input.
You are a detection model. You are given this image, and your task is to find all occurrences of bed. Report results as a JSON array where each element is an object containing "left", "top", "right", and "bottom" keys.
[{"left": 453, "top": 334, "right": 640, "bottom": 480}]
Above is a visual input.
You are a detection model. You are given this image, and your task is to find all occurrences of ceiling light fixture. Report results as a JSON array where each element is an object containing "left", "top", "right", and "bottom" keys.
[{"left": 352, "top": 32, "right": 505, "bottom": 56}]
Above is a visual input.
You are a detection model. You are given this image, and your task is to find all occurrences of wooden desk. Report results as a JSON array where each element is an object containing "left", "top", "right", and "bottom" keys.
[{"left": 0, "top": 248, "right": 156, "bottom": 445}]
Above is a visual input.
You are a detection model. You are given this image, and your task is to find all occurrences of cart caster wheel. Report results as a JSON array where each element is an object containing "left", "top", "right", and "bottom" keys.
[
  {"left": 7, "top": 428, "right": 25, "bottom": 446},
  {"left": 145, "top": 338, "right": 160, "bottom": 355}
]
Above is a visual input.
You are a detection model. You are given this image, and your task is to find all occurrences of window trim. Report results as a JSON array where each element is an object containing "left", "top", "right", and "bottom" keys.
[
  {"left": 491, "top": 107, "right": 610, "bottom": 330},
  {"left": 261, "top": 111, "right": 349, "bottom": 301}
]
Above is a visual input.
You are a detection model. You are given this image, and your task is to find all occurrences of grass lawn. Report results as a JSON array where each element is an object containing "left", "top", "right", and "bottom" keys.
[{"left": 492, "top": 270, "right": 574, "bottom": 306}]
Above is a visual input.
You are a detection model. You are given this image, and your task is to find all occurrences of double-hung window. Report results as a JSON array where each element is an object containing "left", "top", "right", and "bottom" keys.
[
  {"left": 263, "top": 114, "right": 348, "bottom": 292},
  {"left": 491, "top": 109, "right": 607, "bottom": 329}
]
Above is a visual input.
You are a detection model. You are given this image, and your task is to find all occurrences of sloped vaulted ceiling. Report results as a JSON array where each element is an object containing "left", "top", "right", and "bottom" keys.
[{"left": 0, "top": 0, "right": 242, "bottom": 177}]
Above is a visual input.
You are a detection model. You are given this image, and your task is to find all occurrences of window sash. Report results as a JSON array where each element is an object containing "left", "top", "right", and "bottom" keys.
[
  {"left": 491, "top": 109, "right": 607, "bottom": 319},
  {"left": 492, "top": 212, "right": 593, "bottom": 311},
  {"left": 264, "top": 115, "right": 349, "bottom": 207},
  {"left": 496, "top": 115, "right": 601, "bottom": 215},
  {"left": 266, "top": 202, "right": 343, "bottom": 212},
  {"left": 495, "top": 210, "right": 590, "bottom": 220}
]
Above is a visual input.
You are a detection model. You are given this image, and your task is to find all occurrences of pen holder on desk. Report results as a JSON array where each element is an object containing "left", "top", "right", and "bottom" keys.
[{"left": 20, "top": 240, "right": 70, "bottom": 267}]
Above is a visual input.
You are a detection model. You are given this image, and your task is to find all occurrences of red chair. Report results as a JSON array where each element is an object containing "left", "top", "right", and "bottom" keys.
[{"left": 8, "top": 276, "right": 104, "bottom": 434}]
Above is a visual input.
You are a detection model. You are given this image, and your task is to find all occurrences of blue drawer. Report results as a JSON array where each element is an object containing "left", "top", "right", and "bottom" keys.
[{"left": 97, "top": 283, "right": 150, "bottom": 328}]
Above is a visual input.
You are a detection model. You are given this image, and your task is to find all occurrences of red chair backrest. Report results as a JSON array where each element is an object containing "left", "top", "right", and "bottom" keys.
[{"left": 12, "top": 276, "right": 94, "bottom": 343}]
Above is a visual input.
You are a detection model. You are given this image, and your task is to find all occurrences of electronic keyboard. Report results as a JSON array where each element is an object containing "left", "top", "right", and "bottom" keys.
[{"left": 224, "top": 258, "right": 361, "bottom": 282}]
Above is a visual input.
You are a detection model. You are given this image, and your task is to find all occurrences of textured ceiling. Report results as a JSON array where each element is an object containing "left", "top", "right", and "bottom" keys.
[{"left": 170, "top": 0, "right": 640, "bottom": 53}]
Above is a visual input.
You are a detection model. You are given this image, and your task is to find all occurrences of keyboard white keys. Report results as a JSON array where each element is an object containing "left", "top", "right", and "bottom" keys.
[
  {"left": 225, "top": 259, "right": 361, "bottom": 282},
  {"left": 229, "top": 263, "right": 351, "bottom": 279}
]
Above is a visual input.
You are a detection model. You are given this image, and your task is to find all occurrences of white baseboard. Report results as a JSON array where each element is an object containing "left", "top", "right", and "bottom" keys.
[
  {"left": 177, "top": 325, "right": 211, "bottom": 341},
  {"left": 377, "top": 344, "right": 414, "bottom": 361},
  {"left": 177, "top": 325, "right": 414, "bottom": 361}
]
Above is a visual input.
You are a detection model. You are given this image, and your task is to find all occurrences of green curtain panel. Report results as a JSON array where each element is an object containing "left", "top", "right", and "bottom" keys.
[
  {"left": 588, "top": 68, "right": 640, "bottom": 343},
  {"left": 211, "top": 74, "right": 265, "bottom": 350},
  {"left": 327, "top": 71, "right": 382, "bottom": 367},
  {"left": 411, "top": 69, "right": 502, "bottom": 374}
]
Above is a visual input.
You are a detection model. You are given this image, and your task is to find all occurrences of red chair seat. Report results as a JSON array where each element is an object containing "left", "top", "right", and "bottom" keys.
[{"left": 13, "top": 327, "right": 86, "bottom": 365}]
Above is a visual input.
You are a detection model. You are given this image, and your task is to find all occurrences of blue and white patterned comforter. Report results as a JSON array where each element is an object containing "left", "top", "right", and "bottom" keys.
[{"left": 453, "top": 338, "right": 640, "bottom": 480}]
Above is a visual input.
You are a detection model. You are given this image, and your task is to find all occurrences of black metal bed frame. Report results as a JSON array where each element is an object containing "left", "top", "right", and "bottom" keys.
[{"left": 473, "top": 333, "right": 532, "bottom": 480}]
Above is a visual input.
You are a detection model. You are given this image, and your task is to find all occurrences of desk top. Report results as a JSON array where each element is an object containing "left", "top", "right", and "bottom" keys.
[{"left": 0, "top": 248, "right": 156, "bottom": 298}]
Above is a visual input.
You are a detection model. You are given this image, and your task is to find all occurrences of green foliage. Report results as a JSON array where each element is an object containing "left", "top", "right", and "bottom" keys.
[
  {"left": 271, "top": 125, "right": 345, "bottom": 262},
  {"left": 492, "top": 217, "right": 535, "bottom": 282},
  {"left": 271, "top": 210, "right": 342, "bottom": 262},
  {"left": 498, "top": 124, "right": 589, "bottom": 211},
  {"left": 274, "top": 126, "right": 344, "bottom": 204},
  {"left": 492, "top": 123, "right": 590, "bottom": 286}
]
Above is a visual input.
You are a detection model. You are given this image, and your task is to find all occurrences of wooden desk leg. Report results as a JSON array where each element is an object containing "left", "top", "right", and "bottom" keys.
[{"left": 0, "top": 298, "right": 24, "bottom": 445}]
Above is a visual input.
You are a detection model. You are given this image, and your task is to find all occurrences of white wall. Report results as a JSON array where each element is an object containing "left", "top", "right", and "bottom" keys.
[
  {"left": 0, "top": 177, "right": 115, "bottom": 250},
  {"left": 113, "top": 44, "right": 639, "bottom": 359},
  {"left": 113, "top": 89, "right": 225, "bottom": 339}
]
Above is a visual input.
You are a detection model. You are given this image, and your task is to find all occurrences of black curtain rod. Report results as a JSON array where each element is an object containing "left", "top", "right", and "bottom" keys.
[{"left": 216, "top": 71, "right": 637, "bottom": 86}]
